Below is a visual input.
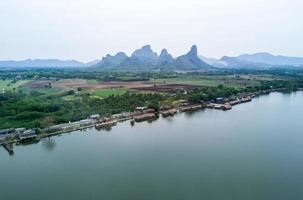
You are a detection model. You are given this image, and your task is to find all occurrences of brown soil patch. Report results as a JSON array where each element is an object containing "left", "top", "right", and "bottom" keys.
[
  {"left": 54, "top": 79, "right": 156, "bottom": 90},
  {"left": 24, "top": 80, "right": 56, "bottom": 89},
  {"left": 131, "top": 84, "right": 200, "bottom": 93},
  {"left": 25, "top": 79, "right": 199, "bottom": 93}
]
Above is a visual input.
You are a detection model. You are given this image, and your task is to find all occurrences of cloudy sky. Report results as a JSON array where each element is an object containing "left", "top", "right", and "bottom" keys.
[{"left": 0, "top": 0, "right": 302, "bottom": 62}]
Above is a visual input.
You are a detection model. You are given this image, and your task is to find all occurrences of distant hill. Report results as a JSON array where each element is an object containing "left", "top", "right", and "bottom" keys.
[
  {"left": 237, "top": 53, "right": 303, "bottom": 66},
  {"left": 3, "top": 50, "right": 301, "bottom": 70},
  {"left": 214, "top": 56, "right": 264, "bottom": 69},
  {"left": 93, "top": 45, "right": 213, "bottom": 71},
  {"left": 199, "top": 56, "right": 217, "bottom": 65},
  {"left": 0, "top": 59, "right": 89, "bottom": 68},
  {"left": 201, "top": 53, "right": 303, "bottom": 69}
]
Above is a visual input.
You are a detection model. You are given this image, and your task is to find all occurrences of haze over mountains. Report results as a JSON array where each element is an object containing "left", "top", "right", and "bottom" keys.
[
  {"left": 201, "top": 53, "right": 303, "bottom": 69},
  {"left": 94, "top": 45, "right": 212, "bottom": 71},
  {"left": 0, "top": 59, "right": 92, "bottom": 68},
  {"left": 1, "top": 46, "right": 303, "bottom": 70}
]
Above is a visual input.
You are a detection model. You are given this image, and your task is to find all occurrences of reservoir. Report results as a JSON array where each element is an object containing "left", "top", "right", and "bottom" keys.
[{"left": 1, "top": 92, "right": 303, "bottom": 200}]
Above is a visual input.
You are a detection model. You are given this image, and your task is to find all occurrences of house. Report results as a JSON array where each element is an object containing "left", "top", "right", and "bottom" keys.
[
  {"left": 15, "top": 128, "right": 26, "bottom": 135},
  {"left": 80, "top": 119, "right": 96, "bottom": 126},
  {"left": 0, "top": 129, "right": 15, "bottom": 136},
  {"left": 143, "top": 109, "right": 155, "bottom": 114},
  {"left": 215, "top": 97, "right": 224, "bottom": 103},
  {"left": 19, "top": 130, "right": 37, "bottom": 141},
  {"left": 89, "top": 114, "right": 100, "bottom": 120},
  {"left": 49, "top": 122, "right": 81, "bottom": 131},
  {"left": 135, "top": 107, "right": 148, "bottom": 112}
]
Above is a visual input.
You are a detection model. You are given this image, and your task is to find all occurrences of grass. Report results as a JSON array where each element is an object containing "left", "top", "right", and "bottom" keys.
[
  {"left": 154, "top": 77, "right": 220, "bottom": 87},
  {"left": 0, "top": 80, "right": 30, "bottom": 91},
  {"left": 153, "top": 75, "right": 261, "bottom": 89},
  {"left": 87, "top": 79, "right": 99, "bottom": 84},
  {"left": 20, "top": 85, "right": 63, "bottom": 94},
  {"left": 91, "top": 88, "right": 128, "bottom": 98},
  {"left": 28, "top": 87, "right": 62, "bottom": 94}
]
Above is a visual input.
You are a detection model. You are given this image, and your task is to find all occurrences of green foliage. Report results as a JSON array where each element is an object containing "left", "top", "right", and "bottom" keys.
[
  {"left": 92, "top": 88, "right": 127, "bottom": 98},
  {"left": 0, "top": 68, "right": 301, "bottom": 129},
  {"left": 0, "top": 90, "right": 167, "bottom": 129}
]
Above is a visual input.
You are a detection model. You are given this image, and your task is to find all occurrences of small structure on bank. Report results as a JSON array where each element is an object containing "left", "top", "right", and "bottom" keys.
[
  {"left": 19, "top": 130, "right": 37, "bottom": 141},
  {"left": 162, "top": 109, "right": 178, "bottom": 118},
  {"left": 95, "top": 120, "right": 118, "bottom": 129},
  {"left": 0, "top": 128, "right": 15, "bottom": 137},
  {"left": 134, "top": 113, "right": 157, "bottom": 122}
]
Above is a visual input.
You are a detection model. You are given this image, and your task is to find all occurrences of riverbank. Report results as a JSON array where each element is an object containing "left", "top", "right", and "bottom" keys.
[{"left": 0, "top": 88, "right": 294, "bottom": 153}]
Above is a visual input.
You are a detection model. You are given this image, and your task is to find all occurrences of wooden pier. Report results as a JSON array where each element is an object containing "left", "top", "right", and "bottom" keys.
[{"left": 0, "top": 139, "right": 14, "bottom": 154}]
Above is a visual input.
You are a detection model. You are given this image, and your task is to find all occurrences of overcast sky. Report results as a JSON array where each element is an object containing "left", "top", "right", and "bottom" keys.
[{"left": 0, "top": 0, "right": 302, "bottom": 62}]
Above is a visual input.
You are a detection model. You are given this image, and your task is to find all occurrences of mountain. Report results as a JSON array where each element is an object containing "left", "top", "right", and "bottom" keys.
[
  {"left": 0, "top": 59, "right": 87, "bottom": 68},
  {"left": 173, "top": 45, "right": 213, "bottom": 70},
  {"left": 94, "top": 45, "right": 213, "bottom": 71},
  {"left": 159, "top": 49, "right": 173, "bottom": 64},
  {"left": 118, "top": 45, "right": 159, "bottom": 70},
  {"left": 202, "top": 52, "right": 303, "bottom": 69},
  {"left": 131, "top": 45, "right": 158, "bottom": 64},
  {"left": 237, "top": 53, "right": 303, "bottom": 66},
  {"left": 214, "top": 56, "right": 264, "bottom": 69},
  {"left": 159, "top": 49, "right": 174, "bottom": 70},
  {"left": 96, "top": 52, "right": 128, "bottom": 69},
  {"left": 85, "top": 59, "right": 101, "bottom": 66},
  {"left": 199, "top": 56, "right": 217, "bottom": 65},
  {"left": 0, "top": 59, "right": 86, "bottom": 68}
]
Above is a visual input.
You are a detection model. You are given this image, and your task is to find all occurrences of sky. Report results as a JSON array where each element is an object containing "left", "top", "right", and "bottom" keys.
[{"left": 0, "top": 0, "right": 302, "bottom": 62}]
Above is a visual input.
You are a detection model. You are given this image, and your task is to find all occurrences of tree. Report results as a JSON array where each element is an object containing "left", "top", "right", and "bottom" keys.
[
  {"left": 42, "top": 116, "right": 54, "bottom": 130},
  {"left": 67, "top": 90, "right": 75, "bottom": 95},
  {"left": 148, "top": 99, "right": 159, "bottom": 111}
]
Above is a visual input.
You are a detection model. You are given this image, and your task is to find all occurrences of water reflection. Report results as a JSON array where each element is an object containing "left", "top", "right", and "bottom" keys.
[
  {"left": 183, "top": 109, "right": 204, "bottom": 118},
  {"left": 42, "top": 137, "right": 56, "bottom": 152}
]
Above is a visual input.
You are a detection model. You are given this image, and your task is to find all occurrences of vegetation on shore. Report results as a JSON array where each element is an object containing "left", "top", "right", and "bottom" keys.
[{"left": 0, "top": 69, "right": 302, "bottom": 130}]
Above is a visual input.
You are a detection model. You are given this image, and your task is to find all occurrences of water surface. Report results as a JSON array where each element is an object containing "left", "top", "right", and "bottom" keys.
[{"left": 1, "top": 92, "right": 303, "bottom": 200}]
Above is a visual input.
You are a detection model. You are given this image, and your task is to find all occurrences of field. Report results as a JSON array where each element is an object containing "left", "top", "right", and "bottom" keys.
[
  {"left": 152, "top": 75, "right": 261, "bottom": 89},
  {"left": 0, "top": 80, "right": 30, "bottom": 91},
  {"left": 20, "top": 80, "right": 62, "bottom": 94},
  {"left": 91, "top": 88, "right": 128, "bottom": 98},
  {"left": 1, "top": 74, "right": 271, "bottom": 97},
  {"left": 16, "top": 79, "right": 156, "bottom": 95},
  {"left": 132, "top": 84, "right": 199, "bottom": 93}
]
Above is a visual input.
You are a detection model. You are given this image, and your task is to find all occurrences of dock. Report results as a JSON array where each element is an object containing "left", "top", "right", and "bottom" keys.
[{"left": 0, "top": 139, "right": 14, "bottom": 154}]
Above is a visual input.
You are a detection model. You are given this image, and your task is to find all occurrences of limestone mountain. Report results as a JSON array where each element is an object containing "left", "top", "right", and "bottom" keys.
[
  {"left": 94, "top": 45, "right": 214, "bottom": 71},
  {"left": 158, "top": 49, "right": 174, "bottom": 70},
  {"left": 159, "top": 49, "right": 173, "bottom": 64},
  {"left": 117, "top": 45, "right": 159, "bottom": 70},
  {"left": 131, "top": 45, "right": 159, "bottom": 64},
  {"left": 173, "top": 45, "right": 213, "bottom": 70},
  {"left": 96, "top": 52, "right": 128, "bottom": 69}
]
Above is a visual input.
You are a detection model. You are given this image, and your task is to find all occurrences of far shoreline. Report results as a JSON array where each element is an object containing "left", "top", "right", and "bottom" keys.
[{"left": 1, "top": 88, "right": 298, "bottom": 155}]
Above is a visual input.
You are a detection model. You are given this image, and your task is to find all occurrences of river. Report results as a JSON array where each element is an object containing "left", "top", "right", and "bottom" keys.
[{"left": 1, "top": 92, "right": 303, "bottom": 200}]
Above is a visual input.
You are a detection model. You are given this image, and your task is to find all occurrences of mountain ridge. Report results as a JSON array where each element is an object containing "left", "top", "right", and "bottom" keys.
[
  {"left": 200, "top": 53, "right": 303, "bottom": 68},
  {"left": 0, "top": 59, "right": 90, "bottom": 68},
  {"left": 94, "top": 45, "right": 213, "bottom": 71}
]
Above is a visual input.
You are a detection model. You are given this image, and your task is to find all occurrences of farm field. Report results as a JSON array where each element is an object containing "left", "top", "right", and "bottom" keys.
[
  {"left": 17, "top": 79, "right": 157, "bottom": 95},
  {"left": 2, "top": 76, "right": 260, "bottom": 96},
  {"left": 0, "top": 80, "right": 30, "bottom": 91},
  {"left": 91, "top": 88, "right": 128, "bottom": 98},
  {"left": 152, "top": 75, "right": 261, "bottom": 89}
]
